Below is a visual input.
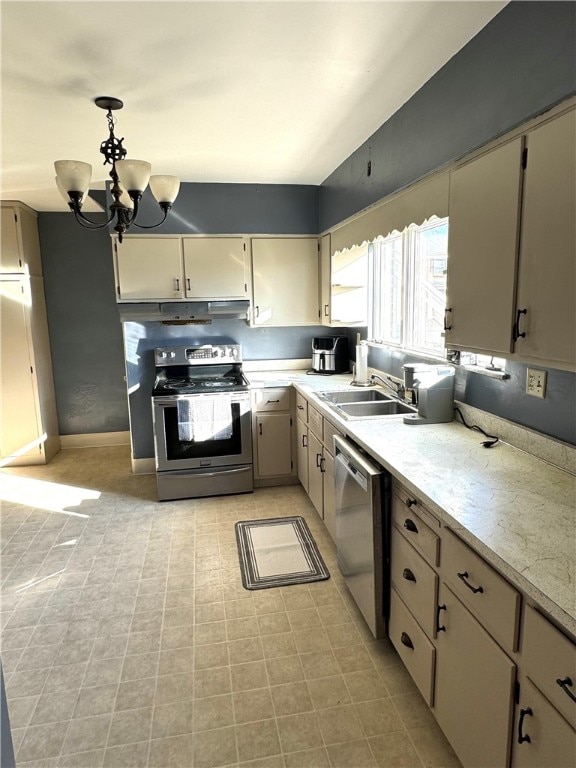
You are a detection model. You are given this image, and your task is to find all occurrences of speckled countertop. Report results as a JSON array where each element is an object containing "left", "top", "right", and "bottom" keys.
[{"left": 246, "top": 369, "right": 576, "bottom": 638}]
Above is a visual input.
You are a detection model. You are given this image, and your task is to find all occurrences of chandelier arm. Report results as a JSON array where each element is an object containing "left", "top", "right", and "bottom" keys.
[
  {"left": 131, "top": 205, "right": 171, "bottom": 230},
  {"left": 71, "top": 206, "right": 115, "bottom": 230}
]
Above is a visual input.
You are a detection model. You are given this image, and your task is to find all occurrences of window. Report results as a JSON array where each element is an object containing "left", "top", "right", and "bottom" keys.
[{"left": 369, "top": 217, "right": 448, "bottom": 356}]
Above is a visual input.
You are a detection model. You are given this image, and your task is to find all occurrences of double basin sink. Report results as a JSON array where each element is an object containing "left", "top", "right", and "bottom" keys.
[{"left": 317, "top": 388, "right": 417, "bottom": 420}]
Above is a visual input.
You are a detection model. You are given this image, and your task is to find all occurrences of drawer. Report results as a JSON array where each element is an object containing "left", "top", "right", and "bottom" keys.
[
  {"left": 254, "top": 388, "right": 291, "bottom": 412},
  {"left": 392, "top": 493, "right": 440, "bottom": 567},
  {"left": 323, "top": 418, "right": 343, "bottom": 456},
  {"left": 389, "top": 588, "right": 436, "bottom": 706},
  {"left": 295, "top": 392, "right": 308, "bottom": 422},
  {"left": 442, "top": 528, "right": 520, "bottom": 652},
  {"left": 391, "top": 528, "right": 438, "bottom": 639},
  {"left": 522, "top": 603, "right": 576, "bottom": 726},
  {"left": 308, "top": 404, "right": 323, "bottom": 439}
]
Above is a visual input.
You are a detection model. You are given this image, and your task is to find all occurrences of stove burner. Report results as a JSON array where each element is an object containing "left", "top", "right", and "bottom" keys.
[{"left": 161, "top": 378, "right": 196, "bottom": 389}]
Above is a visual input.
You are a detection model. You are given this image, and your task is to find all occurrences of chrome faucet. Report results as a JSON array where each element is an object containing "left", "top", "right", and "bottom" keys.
[{"left": 370, "top": 373, "right": 406, "bottom": 401}]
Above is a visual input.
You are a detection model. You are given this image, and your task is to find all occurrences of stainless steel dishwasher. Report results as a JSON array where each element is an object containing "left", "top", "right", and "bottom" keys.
[{"left": 334, "top": 435, "right": 391, "bottom": 639}]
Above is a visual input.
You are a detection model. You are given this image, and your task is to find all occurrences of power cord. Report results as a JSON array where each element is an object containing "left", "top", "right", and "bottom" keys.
[{"left": 454, "top": 407, "right": 499, "bottom": 448}]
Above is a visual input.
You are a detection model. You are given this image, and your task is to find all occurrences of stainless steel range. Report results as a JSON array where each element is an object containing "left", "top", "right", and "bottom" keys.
[{"left": 151, "top": 344, "right": 253, "bottom": 501}]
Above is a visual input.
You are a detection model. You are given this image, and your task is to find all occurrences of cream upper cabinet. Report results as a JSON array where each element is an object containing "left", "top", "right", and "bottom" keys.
[
  {"left": 514, "top": 109, "right": 576, "bottom": 367},
  {"left": 182, "top": 237, "right": 248, "bottom": 300},
  {"left": 251, "top": 237, "right": 319, "bottom": 326},
  {"left": 114, "top": 236, "right": 184, "bottom": 300},
  {"left": 1, "top": 202, "right": 43, "bottom": 276},
  {"left": 320, "top": 233, "right": 332, "bottom": 325},
  {"left": 445, "top": 138, "right": 524, "bottom": 354},
  {"left": 330, "top": 243, "right": 368, "bottom": 326}
]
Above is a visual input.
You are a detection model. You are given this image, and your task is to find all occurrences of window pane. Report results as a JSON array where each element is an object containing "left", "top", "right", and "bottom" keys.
[
  {"left": 410, "top": 221, "right": 448, "bottom": 353},
  {"left": 375, "top": 235, "right": 403, "bottom": 343}
]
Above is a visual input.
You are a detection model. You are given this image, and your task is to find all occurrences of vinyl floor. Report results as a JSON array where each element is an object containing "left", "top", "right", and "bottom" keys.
[{"left": 0, "top": 446, "right": 460, "bottom": 768}]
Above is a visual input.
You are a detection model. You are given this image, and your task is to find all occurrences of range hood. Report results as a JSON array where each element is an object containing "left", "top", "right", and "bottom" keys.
[{"left": 118, "top": 300, "right": 250, "bottom": 322}]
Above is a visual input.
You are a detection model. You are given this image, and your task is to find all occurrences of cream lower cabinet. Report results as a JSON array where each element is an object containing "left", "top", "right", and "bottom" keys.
[
  {"left": 434, "top": 582, "right": 516, "bottom": 768},
  {"left": 252, "top": 388, "right": 294, "bottom": 484},
  {"left": 296, "top": 416, "right": 309, "bottom": 492},
  {"left": 307, "top": 429, "right": 324, "bottom": 517},
  {"left": 511, "top": 603, "right": 576, "bottom": 768},
  {"left": 251, "top": 237, "right": 319, "bottom": 326}
]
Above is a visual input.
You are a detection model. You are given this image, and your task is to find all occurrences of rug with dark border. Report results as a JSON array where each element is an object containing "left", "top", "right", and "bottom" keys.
[{"left": 235, "top": 516, "right": 330, "bottom": 590}]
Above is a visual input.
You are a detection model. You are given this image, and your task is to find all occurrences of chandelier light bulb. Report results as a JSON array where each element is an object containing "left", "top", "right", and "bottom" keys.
[
  {"left": 150, "top": 175, "right": 180, "bottom": 205},
  {"left": 54, "top": 160, "right": 92, "bottom": 195},
  {"left": 115, "top": 159, "right": 151, "bottom": 195}
]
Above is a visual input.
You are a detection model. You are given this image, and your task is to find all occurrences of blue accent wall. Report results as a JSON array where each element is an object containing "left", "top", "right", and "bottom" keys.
[{"left": 320, "top": 2, "right": 576, "bottom": 230}]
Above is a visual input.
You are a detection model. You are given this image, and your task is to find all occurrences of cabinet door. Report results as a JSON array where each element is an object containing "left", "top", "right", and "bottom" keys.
[
  {"left": 115, "top": 237, "right": 183, "bottom": 300},
  {"left": 307, "top": 431, "right": 323, "bottom": 517},
  {"left": 445, "top": 138, "right": 524, "bottom": 353},
  {"left": 320, "top": 234, "right": 332, "bottom": 326},
  {"left": 183, "top": 238, "right": 248, "bottom": 299},
  {"left": 296, "top": 418, "right": 309, "bottom": 492},
  {"left": 515, "top": 110, "right": 576, "bottom": 366},
  {"left": 1, "top": 207, "right": 21, "bottom": 272},
  {"left": 330, "top": 244, "right": 368, "bottom": 326},
  {"left": 323, "top": 449, "right": 337, "bottom": 543},
  {"left": 512, "top": 677, "right": 576, "bottom": 768},
  {"left": 256, "top": 413, "right": 292, "bottom": 477},
  {"left": 0, "top": 277, "right": 40, "bottom": 458},
  {"left": 435, "top": 583, "right": 516, "bottom": 768},
  {"left": 251, "top": 238, "right": 319, "bottom": 326}
]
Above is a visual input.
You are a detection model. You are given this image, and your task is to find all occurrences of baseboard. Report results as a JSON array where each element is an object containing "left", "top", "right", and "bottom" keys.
[
  {"left": 132, "top": 457, "right": 156, "bottom": 475},
  {"left": 60, "top": 432, "right": 131, "bottom": 449}
]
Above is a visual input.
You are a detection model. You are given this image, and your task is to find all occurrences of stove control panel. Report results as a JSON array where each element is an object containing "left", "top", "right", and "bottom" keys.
[{"left": 154, "top": 344, "right": 242, "bottom": 367}]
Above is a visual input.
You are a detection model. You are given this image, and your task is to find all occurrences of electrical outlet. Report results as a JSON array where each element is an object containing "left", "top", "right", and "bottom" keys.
[{"left": 526, "top": 368, "right": 547, "bottom": 398}]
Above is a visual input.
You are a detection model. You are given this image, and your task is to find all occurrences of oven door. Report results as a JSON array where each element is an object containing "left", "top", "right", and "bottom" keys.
[{"left": 152, "top": 392, "right": 252, "bottom": 471}]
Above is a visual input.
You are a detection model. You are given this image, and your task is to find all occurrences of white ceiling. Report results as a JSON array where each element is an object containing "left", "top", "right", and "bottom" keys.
[{"left": 1, "top": 1, "right": 507, "bottom": 212}]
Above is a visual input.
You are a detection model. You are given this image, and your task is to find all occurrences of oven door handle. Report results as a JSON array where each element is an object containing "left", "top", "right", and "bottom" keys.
[{"left": 192, "top": 467, "right": 251, "bottom": 478}]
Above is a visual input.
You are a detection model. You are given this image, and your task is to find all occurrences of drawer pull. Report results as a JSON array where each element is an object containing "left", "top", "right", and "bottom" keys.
[
  {"left": 556, "top": 676, "right": 576, "bottom": 704},
  {"left": 404, "top": 518, "right": 418, "bottom": 533},
  {"left": 436, "top": 603, "right": 447, "bottom": 633},
  {"left": 517, "top": 707, "right": 533, "bottom": 744},
  {"left": 266, "top": 399, "right": 280, "bottom": 404},
  {"left": 457, "top": 571, "right": 484, "bottom": 594},
  {"left": 406, "top": 498, "right": 417, "bottom": 508},
  {"left": 402, "top": 568, "right": 416, "bottom": 583},
  {"left": 400, "top": 631, "right": 414, "bottom": 650}
]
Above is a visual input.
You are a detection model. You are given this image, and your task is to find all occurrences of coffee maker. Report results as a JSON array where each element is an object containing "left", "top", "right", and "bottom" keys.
[
  {"left": 402, "top": 364, "right": 455, "bottom": 424},
  {"left": 311, "top": 336, "right": 349, "bottom": 374}
]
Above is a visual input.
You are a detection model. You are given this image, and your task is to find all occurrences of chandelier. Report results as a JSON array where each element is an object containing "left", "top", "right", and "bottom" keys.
[{"left": 54, "top": 97, "right": 180, "bottom": 242}]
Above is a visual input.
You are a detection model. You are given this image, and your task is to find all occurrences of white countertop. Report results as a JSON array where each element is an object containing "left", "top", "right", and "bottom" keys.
[{"left": 247, "top": 370, "right": 576, "bottom": 638}]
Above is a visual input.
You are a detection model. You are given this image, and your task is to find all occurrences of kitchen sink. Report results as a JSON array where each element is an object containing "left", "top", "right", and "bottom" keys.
[
  {"left": 318, "top": 389, "right": 393, "bottom": 404},
  {"left": 334, "top": 400, "right": 417, "bottom": 419}
]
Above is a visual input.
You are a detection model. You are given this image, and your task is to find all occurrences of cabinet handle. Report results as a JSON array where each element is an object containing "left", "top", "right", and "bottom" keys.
[
  {"left": 320, "top": 456, "right": 326, "bottom": 473},
  {"left": 436, "top": 603, "right": 447, "bottom": 633},
  {"left": 400, "top": 632, "right": 414, "bottom": 650},
  {"left": 457, "top": 571, "right": 484, "bottom": 594},
  {"left": 324, "top": 304, "right": 329, "bottom": 317},
  {"left": 258, "top": 423, "right": 263, "bottom": 436},
  {"left": 556, "top": 676, "right": 576, "bottom": 704},
  {"left": 297, "top": 405, "right": 305, "bottom": 411},
  {"left": 302, "top": 434, "right": 308, "bottom": 448},
  {"left": 316, "top": 453, "right": 322, "bottom": 468},
  {"left": 255, "top": 305, "right": 260, "bottom": 318},
  {"left": 174, "top": 278, "right": 180, "bottom": 291},
  {"left": 406, "top": 498, "right": 417, "bottom": 508},
  {"left": 512, "top": 308, "right": 527, "bottom": 341},
  {"left": 186, "top": 278, "right": 191, "bottom": 291},
  {"left": 517, "top": 707, "right": 533, "bottom": 744},
  {"left": 266, "top": 400, "right": 280, "bottom": 404},
  {"left": 443, "top": 307, "right": 452, "bottom": 331},
  {"left": 403, "top": 518, "right": 418, "bottom": 533},
  {"left": 402, "top": 568, "right": 416, "bottom": 583}
]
